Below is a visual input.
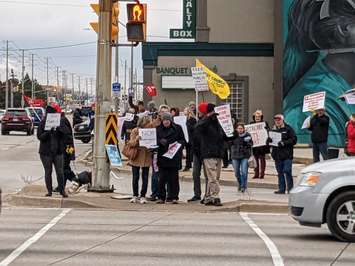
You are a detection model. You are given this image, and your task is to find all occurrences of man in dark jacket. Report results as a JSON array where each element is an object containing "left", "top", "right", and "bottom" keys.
[
  {"left": 37, "top": 106, "right": 70, "bottom": 198},
  {"left": 156, "top": 112, "right": 185, "bottom": 204},
  {"left": 308, "top": 108, "right": 330, "bottom": 162},
  {"left": 196, "top": 103, "right": 225, "bottom": 206},
  {"left": 121, "top": 108, "right": 138, "bottom": 142},
  {"left": 270, "top": 114, "right": 297, "bottom": 194}
]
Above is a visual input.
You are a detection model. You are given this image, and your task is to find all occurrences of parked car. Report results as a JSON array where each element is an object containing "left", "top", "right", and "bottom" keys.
[
  {"left": 0, "top": 109, "right": 5, "bottom": 121},
  {"left": 1, "top": 108, "right": 34, "bottom": 135},
  {"left": 289, "top": 157, "right": 355, "bottom": 242},
  {"left": 26, "top": 107, "right": 45, "bottom": 127},
  {"left": 73, "top": 116, "right": 94, "bottom": 143}
]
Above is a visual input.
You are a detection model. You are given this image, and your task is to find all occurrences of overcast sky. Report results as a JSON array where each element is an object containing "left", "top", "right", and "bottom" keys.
[{"left": 0, "top": 0, "right": 183, "bottom": 90}]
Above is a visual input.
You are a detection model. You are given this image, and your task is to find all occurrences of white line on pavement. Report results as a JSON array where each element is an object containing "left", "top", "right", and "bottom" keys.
[
  {"left": 0, "top": 208, "right": 71, "bottom": 266},
  {"left": 240, "top": 212, "right": 284, "bottom": 266}
]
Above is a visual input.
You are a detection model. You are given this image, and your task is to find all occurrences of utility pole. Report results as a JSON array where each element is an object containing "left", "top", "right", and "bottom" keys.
[
  {"left": 56, "top": 67, "right": 59, "bottom": 101},
  {"left": 71, "top": 73, "right": 75, "bottom": 100},
  {"left": 91, "top": 0, "right": 113, "bottom": 192},
  {"left": 31, "top": 54, "right": 34, "bottom": 99},
  {"left": 85, "top": 78, "right": 89, "bottom": 103},
  {"left": 21, "top": 50, "right": 25, "bottom": 108},
  {"left": 62, "top": 70, "right": 67, "bottom": 105},
  {"left": 130, "top": 43, "right": 134, "bottom": 101},
  {"left": 134, "top": 68, "right": 138, "bottom": 101},
  {"left": 10, "top": 69, "right": 15, "bottom": 108},
  {"left": 124, "top": 59, "right": 127, "bottom": 110},
  {"left": 78, "top": 76, "right": 81, "bottom": 103},
  {"left": 90, "top": 78, "right": 94, "bottom": 98},
  {"left": 5, "top": 40, "right": 9, "bottom": 110},
  {"left": 46, "top": 57, "right": 49, "bottom": 101},
  {"left": 114, "top": 33, "right": 119, "bottom": 114}
]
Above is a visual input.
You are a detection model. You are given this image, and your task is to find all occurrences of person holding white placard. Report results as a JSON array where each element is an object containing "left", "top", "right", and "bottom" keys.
[{"left": 269, "top": 114, "right": 297, "bottom": 194}]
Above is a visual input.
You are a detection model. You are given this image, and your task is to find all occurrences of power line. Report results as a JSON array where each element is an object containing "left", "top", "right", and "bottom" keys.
[{"left": 0, "top": 41, "right": 96, "bottom": 51}]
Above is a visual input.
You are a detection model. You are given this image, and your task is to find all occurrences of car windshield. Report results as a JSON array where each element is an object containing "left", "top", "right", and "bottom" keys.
[
  {"left": 28, "top": 108, "right": 43, "bottom": 116},
  {"left": 7, "top": 110, "right": 27, "bottom": 117}
]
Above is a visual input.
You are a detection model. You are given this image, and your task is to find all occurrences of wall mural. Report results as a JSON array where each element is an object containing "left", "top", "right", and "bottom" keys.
[{"left": 283, "top": 0, "right": 355, "bottom": 146}]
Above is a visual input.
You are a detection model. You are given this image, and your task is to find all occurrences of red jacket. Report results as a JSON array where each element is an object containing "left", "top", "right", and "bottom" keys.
[{"left": 346, "top": 121, "right": 355, "bottom": 153}]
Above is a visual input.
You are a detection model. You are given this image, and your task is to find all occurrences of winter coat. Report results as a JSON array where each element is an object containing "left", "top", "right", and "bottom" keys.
[
  {"left": 230, "top": 132, "right": 253, "bottom": 160},
  {"left": 271, "top": 124, "right": 297, "bottom": 162},
  {"left": 156, "top": 123, "right": 185, "bottom": 169},
  {"left": 346, "top": 121, "right": 355, "bottom": 154},
  {"left": 186, "top": 116, "right": 197, "bottom": 146},
  {"left": 121, "top": 115, "right": 138, "bottom": 141},
  {"left": 195, "top": 114, "right": 225, "bottom": 159},
  {"left": 127, "top": 127, "right": 152, "bottom": 168},
  {"left": 37, "top": 116, "right": 71, "bottom": 156},
  {"left": 309, "top": 114, "right": 330, "bottom": 143},
  {"left": 250, "top": 120, "right": 270, "bottom": 156}
]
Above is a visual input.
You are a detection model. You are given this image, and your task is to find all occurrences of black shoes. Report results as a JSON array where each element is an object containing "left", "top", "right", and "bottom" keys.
[
  {"left": 45, "top": 193, "right": 52, "bottom": 197},
  {"left": 187, "top": 196, "right": 201, "bottom": 202},
  {"left": 204, "top": 198, "right": 223, "bottom": 206},
  {"left": 61, "top": 192, "right": 68, "bottom": 198},
  {"left": 183, "top": 167, "right": 190, "bottom": 171},
  {"left": 274, "top": 190, "right": 286, "bottom": 194}
]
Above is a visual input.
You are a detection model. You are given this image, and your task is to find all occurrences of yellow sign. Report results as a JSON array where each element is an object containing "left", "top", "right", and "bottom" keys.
[
  {"left": 196, "top": 59, "right": 230, "bottom": 100},
  {"left": 105, "top": 113, "right": 118, "bottom": 145}
]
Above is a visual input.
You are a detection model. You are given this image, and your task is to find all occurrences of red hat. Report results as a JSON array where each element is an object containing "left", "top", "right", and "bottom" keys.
[
  {"left": 51, "top": 103, "right": 62, "bottom": 113},
  {"left": 198, "top": 102, "right": 208, "bottom": 114}
]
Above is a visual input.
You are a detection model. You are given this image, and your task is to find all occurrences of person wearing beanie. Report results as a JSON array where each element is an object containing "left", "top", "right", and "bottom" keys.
[
  {"left": 37, "top": 106, "right": 71, "bottom": 198},
  {"left": 147, "top": 101, "right": 157, "bottom": 113},
  {"left": 156, "top": 111, "right": 185, "bottom": 204},
  {"left": 194, "top": 102, "right": 224, "bottom": 206}
]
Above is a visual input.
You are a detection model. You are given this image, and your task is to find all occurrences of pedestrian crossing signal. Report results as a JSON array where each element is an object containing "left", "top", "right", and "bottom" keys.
[{"left": 126, "top": 3, "right": 147, "bottom": 42}]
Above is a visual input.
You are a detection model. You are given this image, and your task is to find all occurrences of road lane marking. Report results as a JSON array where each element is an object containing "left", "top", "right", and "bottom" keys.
[
  {"left": 0, "top": 208, "right": 71, "bottom": 266},
  {"left": 240, "top": 212, "right": 284, "bottom": 266}
]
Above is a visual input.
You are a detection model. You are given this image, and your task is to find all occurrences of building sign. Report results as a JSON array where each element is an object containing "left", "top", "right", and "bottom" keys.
[
  {"left": 169, "top": 0, "right": 196, "bottom": 39},
  {"left": 156, "top": 67, "right": 191, "bottom": 75}
]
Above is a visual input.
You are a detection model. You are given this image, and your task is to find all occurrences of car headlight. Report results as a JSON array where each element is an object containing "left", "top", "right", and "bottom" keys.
[{"left": 299, "top": 172, "right": 321, "bottom": 187}]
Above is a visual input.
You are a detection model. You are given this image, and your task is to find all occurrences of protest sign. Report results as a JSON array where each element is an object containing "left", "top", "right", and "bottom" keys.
[
  {"left": 302, "top": 92, "right": 326, "bottom": 112},
  {"left": 245, "top": 122, "right": 268, "bottom": 147},
  {"left": 137, "top": 111, "right": 149, "bottom": 118},
  {"left": 139, "top": 128, "right": 157, "bottom": 148},
  {"left": 45, "top": 113, "right": 61, "bottom": 130},
  {"left": 191, "top": 67, "right": 209, "bottom": 92},
  {"left": 173, "top": 116, "right": 189, "bottom": 143},
  {"left": 163, "top": 142, "right": 182, "bottom": 159},
  {"left": 124, "top": 113, "right": 135, "bottom": 121},
  {"left": 269, "top": 131, "right": 282, "bottom": 147},
  {"left": 105, "top": 145, "right": 123, "bottom": 167},
  {"left": 214, "top": 104, "right": 234, "bottom": 137}
]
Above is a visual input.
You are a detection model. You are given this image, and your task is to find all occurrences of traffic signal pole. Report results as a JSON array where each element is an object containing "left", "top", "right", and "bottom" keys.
[{"left": 91, "top": 0, "right": 113, "bottom": 192}]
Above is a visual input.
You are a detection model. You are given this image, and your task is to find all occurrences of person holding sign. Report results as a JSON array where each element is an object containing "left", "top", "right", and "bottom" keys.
[
  {"left": 127, "top": 116, "right": 153, "bottom": 204},
  {"left": 230, "top": 123, "right": 253, "bottom": 193},
  {"left": 269, "top": 114, "right": 297, "bottom": 194},
  {"left": 156, "top": 112, "right": 185, "bottom": 204},
  {"left": 308, "top": 108, "right": 330, "bottom": 162},
  {"left": 37, "top": 105, "right": 70, "bottom": 198}
]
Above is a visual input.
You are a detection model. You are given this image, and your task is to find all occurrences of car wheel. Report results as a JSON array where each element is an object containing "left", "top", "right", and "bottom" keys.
[
  {"left": 1, "top": 130, "right": 8, "bottom": 135},
  {"left": 81, "top": 137, "right": 91, "bottom": 144},
  {"left": 27, "top": 129, "right": 31, "bottom": 136},
  {"left": 326, "top": 191, "right": 355, "bottom": 242}
]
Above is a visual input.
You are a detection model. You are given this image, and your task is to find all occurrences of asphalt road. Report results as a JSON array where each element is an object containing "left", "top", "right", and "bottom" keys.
[
  {"left": 0, "top": 129, "right": 91, "bottom": 195},
  {"left": 0, "top": 208, "right": 354, "bottom": 266}
]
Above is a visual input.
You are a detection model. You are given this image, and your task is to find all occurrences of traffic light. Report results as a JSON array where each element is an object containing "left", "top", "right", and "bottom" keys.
[
  {"left": 126, "top": 3, "right": 147, "bottom": 42},
  {"left": 90, "top": 2, "right": 120, "bottom": 43}
]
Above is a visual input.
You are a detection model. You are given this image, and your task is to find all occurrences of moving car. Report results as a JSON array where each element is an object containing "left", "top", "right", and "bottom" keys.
[
  {"left": 289, "top": 157, "right": 355, "bottom": 242},
  {"left": 1, "top": 108, "right": 34, "bottom": 135},
  {"left": 26, "top": 107, "right": 45, "bottom": 127},
  {"left": 73, "top": 116, "right": 94, "bottom": 143}
]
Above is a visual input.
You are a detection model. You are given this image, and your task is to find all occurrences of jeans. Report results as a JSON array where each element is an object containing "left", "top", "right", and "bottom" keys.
[
  {"left": 40, "top": 154, "right": 64, "bottom": 194},
  {"left": 232, "top": 159, "right": 249, "bottom": 190},
  {"left": 132, "top": 166, "right": 149, "bottom": 197},
  {"left": 158, "top": 167, "right": 180, "bottom": 201},
  {"left": 151, "top": 170, "right": 159, "bottom": 197},
  {"left": 312, "top": 142, "right": 328, "bottom": 163},
  {"left": 275, "top": 159, "right": 293, "bottom": 192},
  {"left": 192, "top": 154, "right": 208, "bottom": 198}
]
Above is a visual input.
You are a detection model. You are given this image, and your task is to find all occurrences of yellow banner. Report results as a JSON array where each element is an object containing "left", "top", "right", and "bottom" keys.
[{"left": 196, "top": 59, "right": 230, "bottom": 99}]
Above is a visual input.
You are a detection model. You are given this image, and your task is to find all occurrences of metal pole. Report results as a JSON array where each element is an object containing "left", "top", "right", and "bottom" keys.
[
  {"left": 124, "top": 59, "right": 127, "bottom": 110},
  {"left": 10, "top": 70, "right": 14, "bottom": 108},
  {"left": 78, "top": 76, "right": 81, "bottom": 103},
  {"left": 56, "top": 67, "right": 59, "bottom": 101},
  {"left": 71, "top": 73, "right": 75, "bottom": 101},
  {"left": 5, "top": 41, "right": 9, "bottom": 109},
  {"left": 195, "top": 90, "right": 199, "bottom": 121},
  {"left": 46, "top": 58, "right": 49, "bottom": 100},
  {"left": 134, "top": 68, "right": 138, "bottom": 101},
  {"left": 21, "top": 50, "right": 25, "bottom": 108},
  {"left": 90, "top": 78, "right": 93, "bottom": 97},
  {"left": 92, "top": 0, "right": 113, "bottom": 191},
  {"left": 114, "top": 33, "right": 119, "bottom": 114},
  {"left": 130, "top": 43, "right": 134, "bottom": 101},
  {"left": 31, "top": 54, "right": 34, "bottom": 99},
  {"left": 85, "top": 78, "right": 89, "bottom": 103}
]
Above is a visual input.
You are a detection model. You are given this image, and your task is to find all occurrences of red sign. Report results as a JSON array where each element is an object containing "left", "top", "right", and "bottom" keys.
[
  {"left": 145, "top": 84, "right": 157, "bottom": 97},
  {"left": 24, "top": 96, "right": 45, "bottom": 108}
]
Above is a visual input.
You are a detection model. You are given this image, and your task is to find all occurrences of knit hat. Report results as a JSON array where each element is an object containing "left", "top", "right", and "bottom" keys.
[
  {"left": 198, "top": 102, "right": 208, "bottom": 114},
  {"left": 207, "top": 103, "right": 215, "bottom": 113},
  {"left": 147, "top": 101, "right": 156, "bottom": 110},
  {"left": 161, "top": 112, "right": 173, "bottom": 122}
]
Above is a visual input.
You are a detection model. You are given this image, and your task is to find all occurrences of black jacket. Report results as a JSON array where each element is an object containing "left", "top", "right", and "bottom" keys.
[
  {"left": 309, "top": 114, "right": 329, "bottom": 143},
  {"left": 195, "top": 114, "right": 225, "bottom": 159},
  {"left": 250, "top": 120, "right": 270, "bottom": 156},
  {"left": 121, "top": 115, "right": 138, "bottom": 141},
  {"left": 230, "top": 132, "right": 253, "bottom": 159},
  {"left": 271, "top": 124, "right": 297, "bottom": 161},
  {"left": 37, "top": 116, "right": 71, "bottom": 156},
  {"left": 156, "top": 123, "right": 185, "bottom": 169},
  {"left": 186, "top": 116, "right": 197, "bottom": 146}
]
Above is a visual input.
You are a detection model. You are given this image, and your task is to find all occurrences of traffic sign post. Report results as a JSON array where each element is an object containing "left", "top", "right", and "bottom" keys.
[{"left": 112, "top": 82, "right": 121, "bottom": 97}]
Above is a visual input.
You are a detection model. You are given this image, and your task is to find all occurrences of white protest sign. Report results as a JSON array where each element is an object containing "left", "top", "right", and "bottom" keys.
[
  {"left": 45, "top": 113, "right": 61, "bottom": 130},
  {"left": 245, "top": 122, "right": 268, "bottom": 147},
  {"left": 214, "top": 104, "right": 234, "bottom": 137},
  {"left": 139, "top": 128, "right": 157, "bottom": 149},
  {"left": 173, "top": 115, "right": 189, "bottom": 143},
  {"left": 163, "top": 141, "right": 182, "bottom": 159},
  {"left": 301, "top": 116, "right": 311, "bottom": 129},
  {"left": 137, "top": 111, "right": 149, "bottom": 118},
  {"left": 191, "top": 67, "right": 209, "bottom": 92},
  {"left": 302, "top": 92, "right": 326, "bottom": 112},
  {"left": 124, "top": 113, "right": 135, "bottom": 121},
  {"left": 269, "top": 131, "right": 282, "bottom": 147}
]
